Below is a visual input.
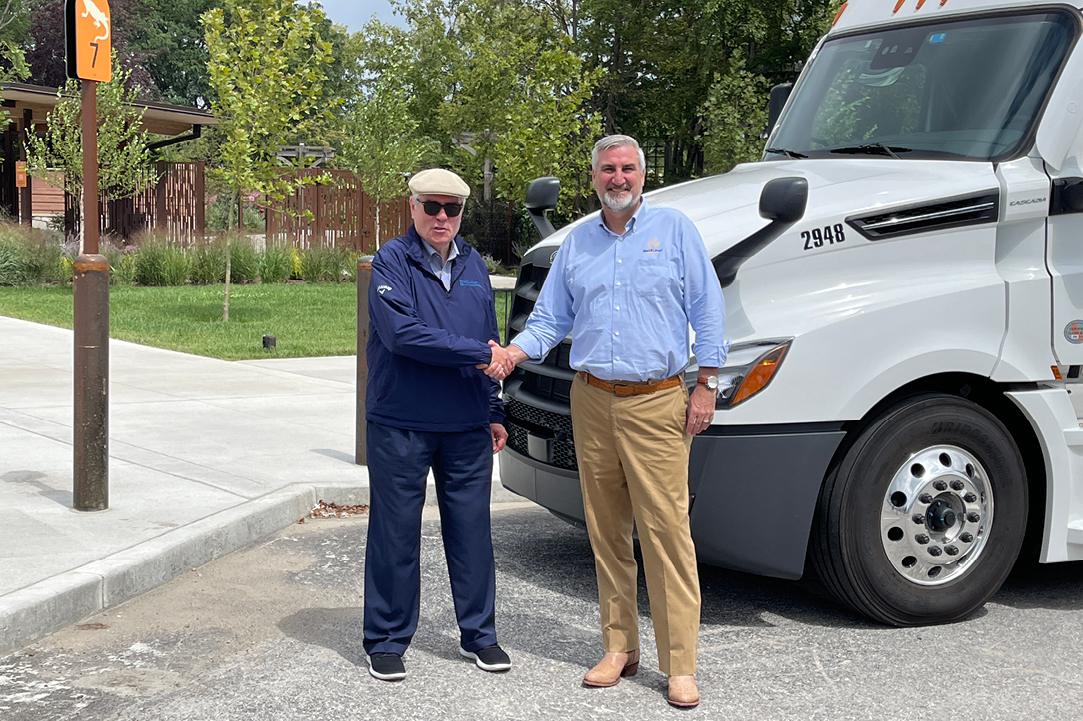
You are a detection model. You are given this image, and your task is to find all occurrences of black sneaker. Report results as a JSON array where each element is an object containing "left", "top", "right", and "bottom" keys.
[
  {"left": 368, "top": 652, "right": 406, "bottom": 681},
  {"left": 459, "top": 644, "right": 511, "bottom": 672}
]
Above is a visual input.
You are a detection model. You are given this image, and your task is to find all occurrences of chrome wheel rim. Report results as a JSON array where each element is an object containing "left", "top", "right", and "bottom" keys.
[{"left": 880, "top": 445, "right": 993, "bottom": 586}]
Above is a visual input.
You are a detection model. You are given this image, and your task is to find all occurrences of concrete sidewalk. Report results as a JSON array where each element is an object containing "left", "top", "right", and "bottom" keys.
[{"left": 0, "top": 315, "right": 517, "bottom": 656}]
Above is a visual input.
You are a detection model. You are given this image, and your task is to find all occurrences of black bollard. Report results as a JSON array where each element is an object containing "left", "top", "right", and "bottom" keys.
[
  {"left": 73, "top": 254, "right": 110, "bottom": 511},
  {"left": 355, "top": 255, "right": 375, "bottom": 465}
]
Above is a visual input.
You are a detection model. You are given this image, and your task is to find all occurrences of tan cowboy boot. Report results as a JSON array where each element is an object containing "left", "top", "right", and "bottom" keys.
[
  {"left": 582, "top": 649, "right": 639, "bottom": 688},
  {"left": 666, "top": 675, "right": 700, "bottom": 708}
]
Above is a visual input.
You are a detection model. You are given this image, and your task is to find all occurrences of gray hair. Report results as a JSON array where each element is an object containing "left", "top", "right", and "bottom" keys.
[{"left": 591, "top": 135, "right": 646, "bottom": 171}]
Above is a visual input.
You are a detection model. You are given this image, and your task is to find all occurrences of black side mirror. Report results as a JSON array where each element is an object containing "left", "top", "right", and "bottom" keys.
[
  {"left": 766, "top": 82, "right": 794, "bottom": 137},
  {"left": 713, "top": 177, "right": 809, "bottom": 288},
  {"left": 525, "top": 176, "right": 560, "bottom": 238},
  {"left": 759, "top": 176, "right": 808, "bottom": 223}
]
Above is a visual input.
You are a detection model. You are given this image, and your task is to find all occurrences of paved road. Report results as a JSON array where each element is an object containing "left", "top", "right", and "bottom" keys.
[{"left": 3, "top": 505, "right": 1083, "bottom": 720}]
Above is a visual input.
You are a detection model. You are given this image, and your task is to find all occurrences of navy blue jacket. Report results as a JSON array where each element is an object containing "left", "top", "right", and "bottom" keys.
[{"left": 365, "top": 225, "right": 505, "bottom": 432}]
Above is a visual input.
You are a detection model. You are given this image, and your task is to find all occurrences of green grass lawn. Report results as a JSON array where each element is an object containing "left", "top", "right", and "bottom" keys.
[{"left": 0, "top": 284, "right": 514, "bottom": 361}]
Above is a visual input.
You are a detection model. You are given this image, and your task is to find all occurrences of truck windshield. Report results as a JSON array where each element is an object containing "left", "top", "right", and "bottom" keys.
[{"left": 768, "top": 10, "right": 1078, "bottom": 162}]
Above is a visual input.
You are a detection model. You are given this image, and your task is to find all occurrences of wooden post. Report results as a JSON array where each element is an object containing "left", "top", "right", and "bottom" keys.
[
  {"left": 19, "top": 109, "right": 32, "bottom": 225},
  {"left": 82, "top": 81, "right": 99, "bottom": 254},
  {"left": 155, "top": 160, "right": 167, "bottom": 231},
  {"left": 356, "top": 255, "right": 375, "bottom": 465},
  {"left": 195, "top": 160, "right": 205, "bottom": 237}
]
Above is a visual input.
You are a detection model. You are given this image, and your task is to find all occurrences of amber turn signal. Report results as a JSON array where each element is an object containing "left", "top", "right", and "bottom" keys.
[{"left": 731, "top": 344, "right": 790, "bottom": 406}]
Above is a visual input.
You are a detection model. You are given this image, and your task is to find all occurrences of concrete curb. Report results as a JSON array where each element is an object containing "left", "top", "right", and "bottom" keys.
[{"left": 0, "top": 478, "right": 526, "bottom": 656}]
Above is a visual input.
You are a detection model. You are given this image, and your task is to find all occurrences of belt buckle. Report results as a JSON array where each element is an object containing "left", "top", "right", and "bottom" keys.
[{"left": 612, "top": 382, "right": 633, "bottom": 397}]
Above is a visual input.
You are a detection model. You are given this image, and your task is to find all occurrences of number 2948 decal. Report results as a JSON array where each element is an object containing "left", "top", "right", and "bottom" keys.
[{"left": 802, "top": 224, "right": 846, "bottom": 250}]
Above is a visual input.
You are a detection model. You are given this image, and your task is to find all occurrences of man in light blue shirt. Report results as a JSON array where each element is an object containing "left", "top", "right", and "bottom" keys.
[{"left": 503, "top": 135, "right": 726, "bottom": 709}]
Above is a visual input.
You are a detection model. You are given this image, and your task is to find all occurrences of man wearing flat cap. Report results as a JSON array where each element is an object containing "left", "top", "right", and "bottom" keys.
[{"left": 363, "top": 168, "right": 515, "bottom": 681}]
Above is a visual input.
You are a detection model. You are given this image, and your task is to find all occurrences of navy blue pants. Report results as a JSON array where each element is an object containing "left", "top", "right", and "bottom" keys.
[{"left": 362, "top": 421, "right": 497, "bottom": 656}]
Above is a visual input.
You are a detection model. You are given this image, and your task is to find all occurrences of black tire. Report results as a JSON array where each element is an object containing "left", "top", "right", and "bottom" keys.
[{"left": 812, "top": 393, "right": 1027, "bottom": 626}]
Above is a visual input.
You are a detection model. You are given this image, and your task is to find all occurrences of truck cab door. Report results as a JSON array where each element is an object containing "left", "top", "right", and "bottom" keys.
[
  {"left": 1041, "top": 44, "right": 1083, "bottom": 365},
  {"left": 1047, "top": 169, "right": 1083, "bottom": 365}
]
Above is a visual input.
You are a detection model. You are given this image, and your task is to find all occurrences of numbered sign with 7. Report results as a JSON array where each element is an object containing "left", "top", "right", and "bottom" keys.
[{"left": 65, "top": 0, "right": 112, "bottom": 83}]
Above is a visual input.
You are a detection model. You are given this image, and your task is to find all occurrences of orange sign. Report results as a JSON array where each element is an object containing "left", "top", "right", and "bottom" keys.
[
  {"left": 14, "top": 162, "right": 26, "bottom": 188},
  {"left": 67, "top": 0, "right": 111, "bottom": 82}
]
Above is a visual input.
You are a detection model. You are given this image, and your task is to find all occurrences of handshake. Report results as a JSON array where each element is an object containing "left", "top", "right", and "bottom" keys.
[{"left": 476, "top": 340, "right": 529, "bottom": 381}]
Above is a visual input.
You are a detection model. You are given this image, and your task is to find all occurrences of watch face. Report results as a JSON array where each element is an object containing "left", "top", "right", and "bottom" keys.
[{"left": 700, "top": 376, "right": 718, "bottom": 390}]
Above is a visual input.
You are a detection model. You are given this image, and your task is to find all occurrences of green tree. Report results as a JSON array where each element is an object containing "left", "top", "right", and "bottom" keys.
[
  {"left": 143, "top": 0, "right": 222, "bottom": 107},
  {"left": 338, "top": 67, "right": 427, "bottom": 249},
  {"left": 0, "top": 0, "right": 30, "bottom": 132},
  {"left": 700, "top": 55, "right": 769, "bottom": 174},
  {"left": 491, "top": 49, "right": 600, "bottom": 213},
  {"left": 25, "top": 56, "right": 156, "bottom": 243},
  {"left": 203, "top": 0, "right": 334, "bottom": 320}
]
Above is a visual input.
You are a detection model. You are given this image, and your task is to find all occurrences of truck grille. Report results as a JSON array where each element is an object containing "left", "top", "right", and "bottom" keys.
[
  {"left": 504, "top": 253, "right": 578, "bottom": 471},
  {"left": 504, "top": 398, "right": 578, "bottom": 471}
]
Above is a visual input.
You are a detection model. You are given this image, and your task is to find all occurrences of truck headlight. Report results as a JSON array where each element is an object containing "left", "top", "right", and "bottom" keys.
[{"left": 715, "top": 339, "right": 792, "bottom": 408}]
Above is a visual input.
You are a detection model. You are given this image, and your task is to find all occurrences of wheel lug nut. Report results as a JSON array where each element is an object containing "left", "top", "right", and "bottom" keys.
[
  {"left": 919, "top": 493, "right": 933, "bottom": 504},
  {"left": 915, "top": 534, "right": 930, "bottom": 545},
  {"left": 933, "top": 480, "right": 948, "bottom": 491},
  {"left": 912, "top": 514, "right": 925, "bottom": 524},
  {"left": 960, "top": 532, "right": 974, "bottom": 543},
  {"left": 967, "top": 512, "right": 981, "bottom": 523},
  {"left": 950, "top": 480, "right": 965, "bottom": 491},
  {"left": 945, "top": 545, "right": 959, "bottom": 556},
  {"left": 928, "top": 546, "right": 943, "bottom": 556},
  {"left": 964, "top": 493, "right": 976, "bottom": 503}
]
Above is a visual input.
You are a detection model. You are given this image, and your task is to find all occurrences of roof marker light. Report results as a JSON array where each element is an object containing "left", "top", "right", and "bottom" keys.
[
  {"left": 940, "top": 0, "right": 949, "bottom": 6},
  {"left": 916, "top": 0, "right": 927, "bottom": 9},
  {"left": 893, "top": 0, "right": 906, "bottom": 14},
  {"left": 832, "top": 1, "right": 848, "bottom": 25}
]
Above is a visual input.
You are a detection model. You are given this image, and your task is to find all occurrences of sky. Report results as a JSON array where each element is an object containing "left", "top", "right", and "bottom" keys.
[{"left": 319, "top": 0, "right": 404, "bottom": 31}]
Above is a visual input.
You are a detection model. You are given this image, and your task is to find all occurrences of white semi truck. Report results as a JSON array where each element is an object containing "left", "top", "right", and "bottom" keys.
[{"left": 499, "top": 0, "right": 1083, "bottom": 625}]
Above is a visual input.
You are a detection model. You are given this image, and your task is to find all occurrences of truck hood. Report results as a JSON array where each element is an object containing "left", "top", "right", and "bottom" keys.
[{"left": 525, "top": 158, "right": 998, "bottom": 260}]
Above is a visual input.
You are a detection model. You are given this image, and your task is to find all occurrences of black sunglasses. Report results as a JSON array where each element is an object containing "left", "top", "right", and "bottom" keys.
[{"left": 418, "top": 200, "right": 464, "bottom": 217}]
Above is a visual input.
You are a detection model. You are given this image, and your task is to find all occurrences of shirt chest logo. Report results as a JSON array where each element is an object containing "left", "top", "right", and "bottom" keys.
[{"left": 643, "top": 237, "right": 662, "bottom": 254}]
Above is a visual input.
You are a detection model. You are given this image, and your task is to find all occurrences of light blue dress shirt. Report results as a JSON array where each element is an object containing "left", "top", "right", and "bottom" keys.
[
  {"left": 423, "top": 237, "right": 459, "bottom": 291},
  {"left": 513, "top": 198, "right": 728, "bottom": 382}
]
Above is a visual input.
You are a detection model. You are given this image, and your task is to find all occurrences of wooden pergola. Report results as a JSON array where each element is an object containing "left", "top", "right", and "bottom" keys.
[{"left": 1, "top": 82, "right": 217, "bottom": 237}]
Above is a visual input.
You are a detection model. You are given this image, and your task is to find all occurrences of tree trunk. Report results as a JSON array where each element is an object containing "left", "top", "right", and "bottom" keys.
[
  {"left": 375, "top": 204, "right": 381, "bottom": 251},
  {"left": 223, "top": 189, "right": 236, "bottom": 322}
]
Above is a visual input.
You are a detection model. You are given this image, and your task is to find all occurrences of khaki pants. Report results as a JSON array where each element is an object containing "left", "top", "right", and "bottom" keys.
[{"left": 569, "top": 373, "right": 700, "bottom": 676}]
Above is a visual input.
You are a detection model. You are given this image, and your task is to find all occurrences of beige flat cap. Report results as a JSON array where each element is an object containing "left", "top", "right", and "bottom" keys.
[{"left": 408, "top": 168, "right": 471, "bottom": 198}]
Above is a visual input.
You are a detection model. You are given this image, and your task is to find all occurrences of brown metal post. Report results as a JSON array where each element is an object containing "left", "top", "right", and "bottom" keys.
[
  {"left": 81, "top": 80, "right": 99, "bottom": 254},
  {"left": 356, "top": 255, "right": 375, "bottom": 465},
  {"left": 19, "top": 109, "right": 32, "bottom": 225},
  {"left": 73, "top": 255, "right": 109, "bottom": 511},
  {"left": 195, "top": 160, "right": 205, "bottom": 236},
  {"left": 155, "top": 160, "right": 167, "bottom": 230}
]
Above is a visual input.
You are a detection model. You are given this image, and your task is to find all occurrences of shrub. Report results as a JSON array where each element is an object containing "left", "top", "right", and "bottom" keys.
[
  {"left": 101, "top": 242, "right": 137, "bottom": 285},
  {"left": 205, "top": 194, "right": 265, "bottom": 232},
  {"left": 287, "top": 246, "right": 302, "bottom": 279},
  {"left": 0, "top": 226, "right": 69, "bottom": 285},
  {"left": 189, "top": 241, "right": 226, "bottom": 285},
  {"left": 228, "top": 237, "right": 261, "bottom": 283},
  {"left": 299, "top": 244, "right": 343, "bottom": 283},
  {"left": 134, "top": 239, "right": 189, "bottom": 286},
  {"left": 261, "top": 244, "right": 292, "bottom": 283}
]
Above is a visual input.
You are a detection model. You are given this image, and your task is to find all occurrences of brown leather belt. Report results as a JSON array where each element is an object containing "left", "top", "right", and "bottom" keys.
[{"left": 579, "top": 371, "right": 682, "bottom": 397}]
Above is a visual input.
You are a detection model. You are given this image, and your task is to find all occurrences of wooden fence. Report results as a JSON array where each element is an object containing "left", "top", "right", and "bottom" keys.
[
  {"left": 63, "top": 161, "right": 206, "bottom": 244},
  {"left": 265, "top": 169, "right": 411, "bottom": 251}
]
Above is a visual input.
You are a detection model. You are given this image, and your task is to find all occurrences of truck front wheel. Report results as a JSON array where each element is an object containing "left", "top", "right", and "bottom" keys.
[{"left": 811, "top": 394, "right": 1027, "bottom": 625}]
